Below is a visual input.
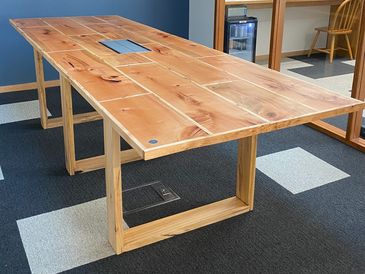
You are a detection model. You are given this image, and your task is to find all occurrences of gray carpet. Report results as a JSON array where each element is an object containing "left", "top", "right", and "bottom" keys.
[{"left": 289, "top": 53, "right": 355, "bottom": 79}]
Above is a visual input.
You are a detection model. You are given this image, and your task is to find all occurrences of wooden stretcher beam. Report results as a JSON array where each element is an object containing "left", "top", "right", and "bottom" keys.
[
  {"left": 123, "top": 197, "right": 250, "bottom": 252},
  {"left": 46, "top": 111, "right": 102, "bottom": 129},
  {"left": 0, "top": 80, "right": 59, "bottom": 94},
  {"left": 75, "top": 149, "right": 142, "bottom": 173}
]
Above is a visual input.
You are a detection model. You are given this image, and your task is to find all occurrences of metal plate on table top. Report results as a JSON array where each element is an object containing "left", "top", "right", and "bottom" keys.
[{"left": 100, "top": 39, "right": 150, "bottom": 54}]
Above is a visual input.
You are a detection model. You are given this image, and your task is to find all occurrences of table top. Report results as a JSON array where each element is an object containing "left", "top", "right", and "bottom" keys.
[
  {"left": 10, "top": 16, "right": 365, "bottom": 160},
  {"left": 225, "top": 0, "right": 341, "bottom": 7}
]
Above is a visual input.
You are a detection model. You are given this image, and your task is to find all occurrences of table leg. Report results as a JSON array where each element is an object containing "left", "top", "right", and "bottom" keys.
[
  {"left": 236, "top": 135, "right": 257, "bottom": 211},
  {"left": 104, "top": 119, "right": 124, "bottom": 254},
  {"left": 33, "top": 49, "right": 48, "bottom": 129},
  {"left": 33, "top": 49, "right": 104, "bottom": 130},
  {"left": 119, "top": 137, "right": 256, "bottom": 253},
  {"left": 58, "top": 75, "right": 140, "bottom": 175},
  {"left": 60, "top": 75, "right": 76, "bottom": 175}
]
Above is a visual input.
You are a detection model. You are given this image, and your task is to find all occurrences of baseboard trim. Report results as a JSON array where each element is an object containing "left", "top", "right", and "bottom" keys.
[
  {"left": 0, "top": 80, "right": 60, "bottom": 94},
  {"left": 256, "top": 50, "right": 309, "bottom": 62}
]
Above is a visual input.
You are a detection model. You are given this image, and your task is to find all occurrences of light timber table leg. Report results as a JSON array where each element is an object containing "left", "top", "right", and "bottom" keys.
[
  {"left": 103, "top": 130, "right": 258, "bottom": 254},
  {"left": 34, "top": 54, "right": 140, "bottom": 175},
  {"left": 60, "top": 75, "right": 76, "bottom": 175},
  {"left": 236, "top": 136, "right": 257, "bottom": 211},
  {"left": 33, "top": 49, "right": 103, "bottom": 130},
  {"left": 33, "top": 49, "right": 49, "bottom": 129},
  {"left": 57, "top": 78, "right": 141, "bottom": 175},
  {"left": 104, "top": 119, "right": 124, "bottom": 254}
]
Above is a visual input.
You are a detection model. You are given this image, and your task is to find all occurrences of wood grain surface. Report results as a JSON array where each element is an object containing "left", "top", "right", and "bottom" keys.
[
  {"left": 145, "top": 43, "right": 237, "bottom": 85},
  {"left": 12, "top": 18, "right": 48, "bottom": 28},
  {"left": 71, "top": 16, "right": 105, "bottom": 25},
  {"left": 42, "top": 18, "right": 96, "bottom": 36},
  {"left": 200, "top": 55, "right": 359, "bottom": 110},
  {"left": 207, "top": 80, "right": 313, "bottom": 121},
  {"left": 137, "top": 30, "right": 224, "bottom": 57},
  {"left": 102, "top": 53, "right": 152, "bottom": 67},
  {"left": 10, "top": 15, "right": 365, "bottom": 160},
  {"left": 85, "top": 23, "right": 152, "bottom": 44},
  {"left": 101, "top": 95, "right": 208, "bottom": 148},
  {"left": 70, "top": 34, "right": 115, "bottom": 56},
  {"left": 21, "top": 27, "right": 81, "bottom": 52},
  {"left": 120, "top": 63, "right": 265, "bottom": 133},
  {"left": 49, "top": 50, "right": 148, "bottom": 102}
]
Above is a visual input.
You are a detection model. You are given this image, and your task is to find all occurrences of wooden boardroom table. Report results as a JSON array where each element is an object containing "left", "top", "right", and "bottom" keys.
[{"left": 11, "top": 16, "right": 365, "bottom": 254}]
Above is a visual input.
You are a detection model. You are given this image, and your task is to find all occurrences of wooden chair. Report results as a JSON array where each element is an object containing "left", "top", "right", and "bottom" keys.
[{"left": 307, "top": 0, "right": 362, "bottom": 63}]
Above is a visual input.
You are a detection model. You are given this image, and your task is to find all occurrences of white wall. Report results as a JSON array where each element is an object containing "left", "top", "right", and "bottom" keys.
[
  {"left": 249, "top": 6, "right": 331, "bottom": 56},
  {"left": 189, "top": 2, "right": 331, "bottom": 57},
  {"left": 189, "top": 0, "right": 215, "bottom": 47}
]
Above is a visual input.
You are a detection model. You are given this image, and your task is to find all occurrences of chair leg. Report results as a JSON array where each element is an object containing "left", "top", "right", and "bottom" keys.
[
  {"left": 308, "top": 30, "right": 320, "bottom": 57},
  {"left": 329, "top": 34, "right": 336, "bottom": 64},
  {"left": 345, "top": 34, "right": 354, "bottom": 60}
]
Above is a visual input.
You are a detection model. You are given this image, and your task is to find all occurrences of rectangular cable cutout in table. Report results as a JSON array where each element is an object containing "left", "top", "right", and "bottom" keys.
[{"left": 100, "top": 39, "right": 150, "bottom": 54}]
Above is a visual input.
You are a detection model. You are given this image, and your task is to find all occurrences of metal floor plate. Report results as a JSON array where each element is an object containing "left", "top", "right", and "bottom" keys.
[{"left": 123, "top": 181, "right": 180, "bottom": 215}]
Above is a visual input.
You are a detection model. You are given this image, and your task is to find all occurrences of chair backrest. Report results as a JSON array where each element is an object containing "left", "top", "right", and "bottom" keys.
[{"left": 330, "top": 0, "right": 363, "bottom": 31}]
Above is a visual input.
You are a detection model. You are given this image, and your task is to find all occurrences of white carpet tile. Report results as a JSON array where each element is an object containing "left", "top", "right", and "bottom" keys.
[
  {"left": 0, "top": 100, "right": 51, "bottom": 125},
  {"left": 17, "top": 198, "right": 129, "bottom": 274},
  {"left": 312, "top": 74, "right": 354, "bottom": 97},
  {"left": 259, "top": 59, "right": 315, "bottom": 85},
  {"left": 260, "top": 58, "right": 354, "bottom": 98},
  {"left": 281, "top": 60, "right": 353, "bottom": 97},
  {"left": 341, "top": 60, "right": 356, "bottom": 66},
  {"left": 257, "top": 147, "right": 350, "bottom": 194}
]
